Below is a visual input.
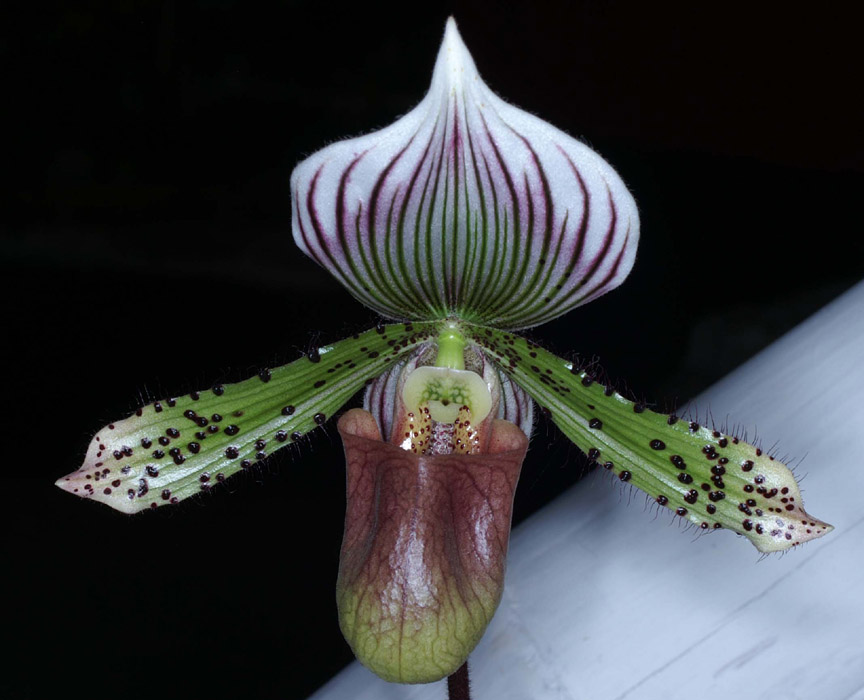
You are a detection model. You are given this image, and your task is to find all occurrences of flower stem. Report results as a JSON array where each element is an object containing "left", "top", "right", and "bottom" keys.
[
  {"left": 447, "top": 660, "right": 471, "bottom": 700},
  {"left": 435, "top": 321, "right": 466, "bottom": 369}
]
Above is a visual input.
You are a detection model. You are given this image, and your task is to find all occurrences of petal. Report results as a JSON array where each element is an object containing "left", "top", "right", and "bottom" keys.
[
  {"left": 55, "top": 323, "right": 434, "bottom": 513},
  {"left": 291, "top": 18, "right": 639, "bottom": 329},
  {"left": 336, "top": 408, "right": 528, "bottom": 683},
  {"left": 465, "top": 323, "right": 833, "bottom": 553}
]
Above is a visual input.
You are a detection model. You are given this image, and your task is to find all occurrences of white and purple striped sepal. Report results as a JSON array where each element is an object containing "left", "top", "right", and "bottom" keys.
[{"left": 291, "top": 18, "right": 639, "bottom": 330}]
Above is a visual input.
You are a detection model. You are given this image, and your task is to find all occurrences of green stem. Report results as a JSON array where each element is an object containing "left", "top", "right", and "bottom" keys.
[{"left": 435, "top": 321, "right": 466, "bottom": 369}]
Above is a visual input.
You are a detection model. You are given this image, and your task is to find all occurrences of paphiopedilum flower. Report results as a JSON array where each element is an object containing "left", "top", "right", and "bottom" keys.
[{"left": 57, "top": 18, "right": 831, "bottom": 686}]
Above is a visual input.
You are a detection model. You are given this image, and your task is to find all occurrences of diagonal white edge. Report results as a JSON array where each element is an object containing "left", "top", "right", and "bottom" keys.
[{"left": 309, "top": 279, "right": 864, "bottom": 700}]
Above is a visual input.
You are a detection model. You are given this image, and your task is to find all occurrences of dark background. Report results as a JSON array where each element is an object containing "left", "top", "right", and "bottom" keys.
[{"left": 4, "top": 2, "right": 861, "bottom": 699}]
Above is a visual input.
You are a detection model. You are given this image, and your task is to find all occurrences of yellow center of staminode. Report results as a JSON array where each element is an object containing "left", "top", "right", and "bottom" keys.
[{"left": 402, "top": 366, "right": 492, "bottom": 425}]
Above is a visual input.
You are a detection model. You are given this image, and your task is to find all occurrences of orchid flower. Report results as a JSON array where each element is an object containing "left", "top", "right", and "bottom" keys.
[{"left": 56, "top": 18, "right": 832, "bottom": 688}]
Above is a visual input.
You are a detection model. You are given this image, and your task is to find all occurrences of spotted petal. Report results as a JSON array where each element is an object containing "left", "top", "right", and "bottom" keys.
[
  {"left": 465, "top": 323, "right": 832, "bottom": 553},
  {"left": 291, "top": 18, "right": 639, "bottom": 330},
  {"left": 56, "top": 323, "right": 435, "bottom": 513}
]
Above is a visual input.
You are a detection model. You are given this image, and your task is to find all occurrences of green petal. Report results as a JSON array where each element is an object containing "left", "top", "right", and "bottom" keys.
[
  {"left": 56, "top": 322, "right": 436, "bottom": 513},
  {"left": 464, "top": 323, "right": 832, "bottom": 553}
]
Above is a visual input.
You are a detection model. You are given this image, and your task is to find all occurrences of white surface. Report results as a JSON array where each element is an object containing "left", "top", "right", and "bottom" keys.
[{"left": 311, "top": 280, "right": 864, "bottom": 700}]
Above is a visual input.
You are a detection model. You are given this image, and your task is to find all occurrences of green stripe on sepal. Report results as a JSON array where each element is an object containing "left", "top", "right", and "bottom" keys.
[
  {"left": 464, "top": 323, "right": 832, "bottom": 553},
  {"left": 57, "top": 322, "right": 436, "bottom": 513}
]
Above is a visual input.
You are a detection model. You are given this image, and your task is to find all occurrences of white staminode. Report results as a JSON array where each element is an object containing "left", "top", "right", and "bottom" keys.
[{"left": 402, "top": 366, "right": 492, "bottom": 425}]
